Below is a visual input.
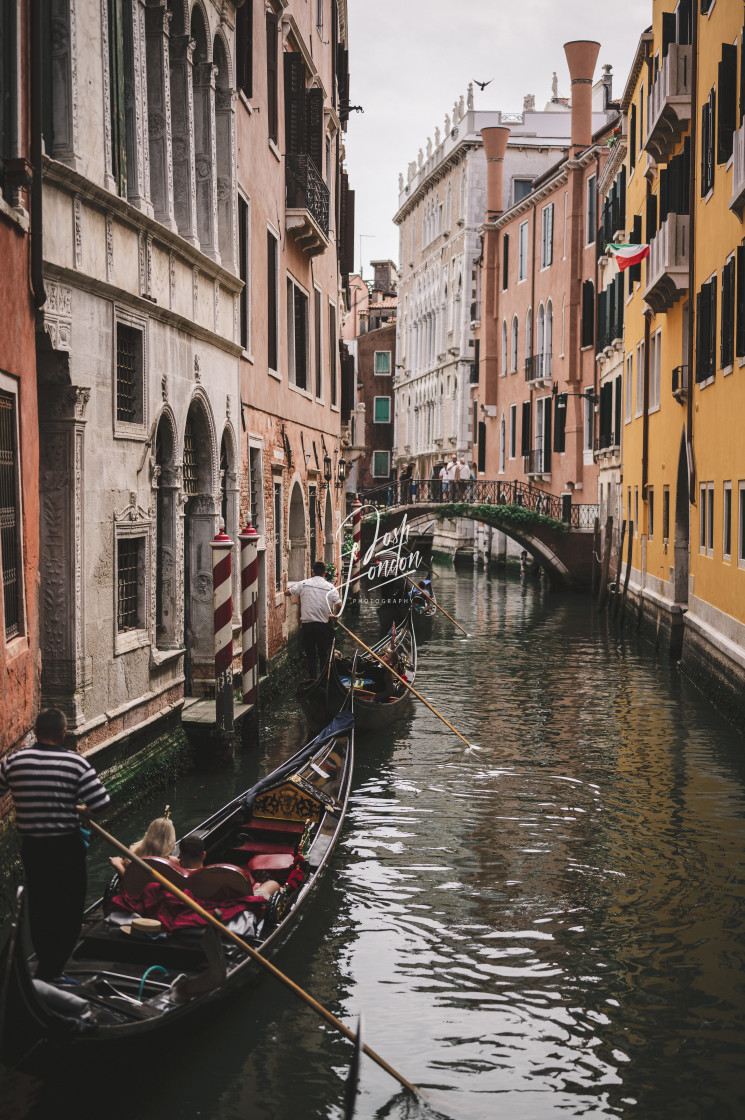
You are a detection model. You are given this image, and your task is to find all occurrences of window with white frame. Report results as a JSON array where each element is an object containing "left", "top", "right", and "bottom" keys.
[
  {"left": 586, "top": 174, "right": 597, "bottom": 245},
  {"left": 501, "top": 320, "right": 507, "bottom": 375},
  {"left": 739, "top": 481, "right": 745, "bottom": 568},
  {"left": 499, "top": 413, "right": 506, "bottom": 473},
  {"left": 584, "top": 394, "right": 594, "bottom": 452},
  {"left": 510, "top": 316, "right": 518, "bottom": 372},
  {"left": 724, "top": 482, "right": 732, "bottom": 559},
  {"left": 509, "top": 403, "right": 517, "bottom": 459},
  {"left": 114, "top": 312, "right": 147, "bottom": 436},
  {"left": 634, "top": 488, "right": 639, "bottom": 537},
  {"left": 541, "top": 203, "right": 554, "bottom": 268},
  {"left": 0, "top": 380, "right": 23, "bottom": 641},
  {"left": 707, "top": 481, "right": 714, "bottom": 555},
  {"left": 518, "top": 221, "right": 528, "bottom": 281},
  {"left": 372, "top": 451, "right": 390, "bottom": 478},
  {"left": 513, "top": 178, "right": 532, "bottom": 204},
  {"left": 374, "top": 396, "right": 391, "bottom": 424},
  {"left": 626, "top": 352, "right": 633, "bottom": 420},
  {"left": 650, "top": 329, "right": 661, "bottom": 411},
  {"left": 374, "top": 351, "right": 391, "bottom": 375},
  {"left": 286, "top": 275, "right": 310, "bottom": 391},
  {"left": 700, "top": 484, "right": 707, "bottom": 552},
  {"left": 314, "top": 285, "right": 323, "bottom": 399},
  {"left": 315, "top": 0, "right": 323, "bottom": 31},
  {"left": 238, "top": 194, "right": 251, "bottom": 353},
  {"left": 267, "top": 227, "right": 280, "bottom": 374},
  {"left": 635, "top": 340, "right": 645, "bottom": 417},
  {"left": 648, "top": 487, "right": 654, "bottom": 539}
]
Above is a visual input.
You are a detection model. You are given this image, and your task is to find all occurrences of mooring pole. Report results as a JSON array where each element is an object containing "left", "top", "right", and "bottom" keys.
[
  {"left": 211, "top": 529, "right": 234, "bottom": 732},
  {"left": 238, "top": 518, "right": 259, "bottom": 707}
]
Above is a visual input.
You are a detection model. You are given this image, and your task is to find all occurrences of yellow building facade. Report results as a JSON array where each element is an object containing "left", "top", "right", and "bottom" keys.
[{"left": 620, "top": 0, "right": 745, "bottom": 720}]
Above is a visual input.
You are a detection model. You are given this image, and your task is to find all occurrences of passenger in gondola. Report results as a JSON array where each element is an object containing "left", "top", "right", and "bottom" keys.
[
  {"left": 177, "top": 835, "right": 282, "bottom": 901},
  {"left": 108, "top": 813, "right": 177, "bottom": 877},
  {"left": 408, "top": 580, "right": 428, "bottom": 611},
  {"left": 374, "top": 646, "right": 405, "bottom": 702}
]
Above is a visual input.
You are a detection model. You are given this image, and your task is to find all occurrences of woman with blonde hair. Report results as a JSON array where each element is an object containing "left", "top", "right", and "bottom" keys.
[{"left": 109, "top": 810, "right": 176, "bottom": 876}]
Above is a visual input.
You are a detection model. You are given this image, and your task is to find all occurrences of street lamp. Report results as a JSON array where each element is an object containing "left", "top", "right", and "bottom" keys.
[
  {"left": 553, "top": 382, "right": 599, "bottom": 406},
  {"left": 323, "top": 453, "right": 332, "bottom": 482},
  {"left": 337, "top": 457, "right": 347, "bottom": 487}
]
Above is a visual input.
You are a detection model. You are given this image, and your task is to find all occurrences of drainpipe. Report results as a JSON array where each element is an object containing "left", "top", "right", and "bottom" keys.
[
  {"left": 30, "top": 0, "right": 46, "bottom": 309},
  {"left": 686, "top": 5, "right": 697, "bottom": 502}
]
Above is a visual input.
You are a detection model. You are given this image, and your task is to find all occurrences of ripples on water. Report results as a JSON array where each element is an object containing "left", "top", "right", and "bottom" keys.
[{"left": 9, "top": 568, "right": 745, "bottom": 1120}]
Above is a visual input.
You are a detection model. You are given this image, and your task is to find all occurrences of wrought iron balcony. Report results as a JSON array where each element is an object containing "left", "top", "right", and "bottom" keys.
[
  {"left": 672, "top": 364, "right": 688, "bottom": 402},
  {"left": 730, "top": 122, "right": 745, "bottom": 219},
  {"left": 643, "top": 213, "right": 689, "bottom": 313},
  {"left": 285, "top": 154, "right": 330, "bottom": 257},
  {"left": 524, "top": 446, "right": 551, "bottom": 477},
  {"left": 524, "top": 353, "right": 552, "bottom": 384},
  {"left": 594, "top": 432, "right": 618, "bottom": 453},
  {"left": 644, "top": 44, "right": 692, "bottom": 164}
]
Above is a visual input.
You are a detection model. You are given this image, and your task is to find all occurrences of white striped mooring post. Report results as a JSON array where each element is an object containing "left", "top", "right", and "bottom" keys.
[
  {"left": 238, "top": 518, "right": 259, "bottom": 706},
  {"left": 210, "top": 529, "right": 234, "bottom": 733},
  {"left": 351, "top": 497, "right": 362, "bottom": 595}
]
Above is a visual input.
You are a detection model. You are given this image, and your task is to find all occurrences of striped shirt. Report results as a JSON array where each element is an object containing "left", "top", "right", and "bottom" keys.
[{"left": 0, "top": 743, "right": 110, "bottom": 837}]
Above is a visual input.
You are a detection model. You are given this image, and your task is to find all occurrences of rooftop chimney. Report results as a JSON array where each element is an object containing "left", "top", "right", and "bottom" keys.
[
  {"left": 564, "top": 40, "right": 601, "bottom": 152},
  {"left": 480, "top": 126, "right": 510, "bottom": 220}
]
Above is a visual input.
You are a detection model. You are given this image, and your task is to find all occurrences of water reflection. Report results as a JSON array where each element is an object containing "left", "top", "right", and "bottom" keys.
[{"left": 5, "top": 568, "right": 745, "bottom": 1120}]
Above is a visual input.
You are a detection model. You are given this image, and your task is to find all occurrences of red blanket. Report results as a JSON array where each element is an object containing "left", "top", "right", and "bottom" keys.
[{"left": 111, "top": 882, "right": 267, "bottom": 932}]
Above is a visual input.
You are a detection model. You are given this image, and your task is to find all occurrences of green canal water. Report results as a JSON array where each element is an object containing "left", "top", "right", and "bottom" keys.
[{"left": 7, "top": 566, "right": 745, "bottom": 1119}]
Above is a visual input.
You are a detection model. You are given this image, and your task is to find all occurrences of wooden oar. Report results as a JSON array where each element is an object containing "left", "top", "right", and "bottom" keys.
[
  {"left": 82, "top": 816, "right": 419, "bottom": 1098},
  {"left": 404, "top": 575, "right": 468, "bottom": 636},
  {"left": 334, "top": 619, "right": 478, "bottom": 751},
  {"left": 401, "top": 540, "right": 439, "bottom": 578}
]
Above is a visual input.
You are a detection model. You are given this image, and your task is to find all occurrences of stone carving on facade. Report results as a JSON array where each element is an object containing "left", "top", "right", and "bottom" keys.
[
  {"left": 444, "top": 112, "right": 451, "bottom": 135},
  {"left": 192, "top": 570, "right": 213, "bottom": 602},
  {"left": 105, "top": 214, "right": 114, "bottom": 282},
  {"left": 189, "top": 493, "right": 216, "bottom": 516},
  {"left": 73, "top": 195, "right": 82, "bottom": 269},
  {"left": 214, "top": 278, "right": 220, "bottom": 333},
  {"left": 146, "top": 235, "right": 153, "bottom": 294},
  {"left": 398, "top": 173, "right": 404, "bottom": 192},
  {"left": 552, "top": 72, "right": 559, "bottom": 98},
  {"left": 139, "top": 231, "right": 147, "bottom": 294},
  {"left": 426, "top": 137, "right": 432, "bottom": 159},
  {"left": 458, "top": 94, "right": 465, "bottom": 119},
  {"left": 161, "top": 373, "right": 169, "bottom": 401},
  {"left": 193, "top": 267, "right": 199, "bottom": 320},
  {"left": 100, "top": 0, "right": 114, "bottom": 187},
  {"left": 39, "top": 282, "right": 74, "bottom": 354},
  {"left": 408, "top": 161, "right": 416, "bottom": 182},
  {"left": 523, "top": 93, "right": 535, "bottom": 112},
  {"left": 467, "top": 84, "right": 474, "bottom": 110},
  {"left": 434, "top": 126, "right": 440, "bottom": 148},
  {"left": 226, "top": 394, "right": 231, "bottom": 420},
  {"left": 233, "top": 293, "right": 239, "bottom": 344},
  {"left": 169, "top": 251, "right": 176, "bottom": 308},
  {"left": 115, "top": 493, "right": 151, "bottom": 523},
  {"left": 194, "top": 353, "right": 201, "bottom": 381},
  {"left": 41, "top": 385, "right": 90, "bottom": 423}
]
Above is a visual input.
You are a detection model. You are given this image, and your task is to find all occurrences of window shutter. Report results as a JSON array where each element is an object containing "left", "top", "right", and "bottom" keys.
[
  {"left": 284, "top": 53, "right": 306, "bottom": 155},
  {"left": 521, "top": 400, "right": 531, "bottom": 455},
  {"left": 614, "top": 375, "right": 622, "bottom": 445},
  {"left": 630, "top": 215, "right": 643, "bottom": 284},
  {"left": 502, "top": 234, "right": 509, "bottom": 290},
  {"left": 478, "top": 421, "right": 486, "bottom": 472},
  {"left": 736, "top": 245, "right": 745, "bottom": 357},
  {"left": 645, "top": 187, "right": 658, "bottom": 243},
  {"left": 581, "top": 280, "right": 594, "bottom": 347},
  {"left": 543, "top": 403, "right": 551, "bottom": 473},
  {"left": 547, "top": 204, "right": 553, "bottom": 264},
  {"left": 630, "top": 105, "right": 636, "bottom": 169},
  {"left": 236, "top": 2, "right": 253, "bottom": 98},
  {"left": 597, "top": 288, "right": 607, "bottom": 348},
  {"left": 661, "top": 12, "right": 676, "bottom": 57},
  {"left": 709, "top": 275, "right": 717, "bottom": 379},
  {"left": 695, "top": 290, "right": 703, "bottom": 382},
  {"left": 718, "top": 44, "right": 737, "bottom": 164},
  {"left": 659, "top": 168, "right": 669, "bottom": 225},
  {"left": 678, "top": 0, "right": 691, "bottom": 46},
  {"left": 553, "top": 393, "right": 566, "bottom": 453},
  {"left": 266, "top": 10, "right": 278, "bottom": 142},
  {"left": 619, "top": 166, "right": 626, "bottom": 228},
  {"left": 305, "top": 86, "right": 324, "bottom": 173},
  {"left": 740, "top": 26, "right": 745, "bottom": 128}
]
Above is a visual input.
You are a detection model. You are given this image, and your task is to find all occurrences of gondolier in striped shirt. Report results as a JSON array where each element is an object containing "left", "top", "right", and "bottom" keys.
[{"left": 0, "top": 708, "right": 110, "bottom": 982}]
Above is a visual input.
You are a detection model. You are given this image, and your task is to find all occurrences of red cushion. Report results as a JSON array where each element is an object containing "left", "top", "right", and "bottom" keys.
[{"left": 248, "top": 853, "right": 295, "bottom": 883}]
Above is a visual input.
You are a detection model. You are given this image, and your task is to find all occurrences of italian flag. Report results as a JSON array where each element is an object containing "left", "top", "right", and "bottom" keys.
[{"left": 607, "top": 242, "right": 650, "bottom": 270}]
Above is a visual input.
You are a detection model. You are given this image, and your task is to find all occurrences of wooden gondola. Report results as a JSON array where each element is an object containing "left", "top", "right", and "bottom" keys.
[
  {"left": 0, "top": 705, "right": 355, "bottom": 1071},
  {"left": 297, "top": 614, "right": 417, "bottom": 732},
  {"left": 408, "top": 581, "right": 437, "bottom": 637}
]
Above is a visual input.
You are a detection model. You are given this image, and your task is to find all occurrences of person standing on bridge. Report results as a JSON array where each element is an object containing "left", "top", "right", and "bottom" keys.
[
  {"left": 399, "top": 461, "right": 414, "bottom": 504},
  {"left": 285, "top": 561, "right": 342, "bottom": 679}
]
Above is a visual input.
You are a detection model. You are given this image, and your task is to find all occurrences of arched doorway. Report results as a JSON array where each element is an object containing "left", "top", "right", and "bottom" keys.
[
  {"left": 323, "top": 489, "right": 334, "bottom": 566},
  {"left": 182, "top": 395, "right": 216, "bottom": 691},
  {"left": 153, "top": 409, "right": 179, "bottom": 649},
  {"left": 287, "top": 481, "right": 307, "bottom": 634},
  {"left": 673, "top": 431, "right": 690, "bottom": 604}
]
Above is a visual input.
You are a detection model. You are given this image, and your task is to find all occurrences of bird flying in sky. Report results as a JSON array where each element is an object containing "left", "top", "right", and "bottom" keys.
[{"left": 473, "top": 79, "right": 493, "bottom": 91}]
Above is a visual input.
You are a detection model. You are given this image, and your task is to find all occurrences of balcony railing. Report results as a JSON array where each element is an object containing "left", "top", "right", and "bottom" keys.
[
  {"left": 524, "top": 352, "right": 552, "bottom": 383},
  {"left": 672, "top": 364, "right": 688, "bottom": 401},
  {"left": 594, "top": 432, "right": 618, "bottom": 453},
  {"left": 285, "top": 154, "right": 330, "bottom": 256},
  {"left": 643, "top": 213, "right": 689, "bottom": 313},
  {"left": 645, "top": 44, "right": 692, "bottom": 164},
  {"left": 524, "top": 446, "right": 551, "bottom": 476},
  {"left": 730, "top": 122, "right": 745, "bottom": 219}
]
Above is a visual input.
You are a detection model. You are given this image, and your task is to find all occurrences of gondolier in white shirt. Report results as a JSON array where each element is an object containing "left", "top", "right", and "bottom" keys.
[{"left": 285, "top": 560, "right": 342, "bottom": 679}]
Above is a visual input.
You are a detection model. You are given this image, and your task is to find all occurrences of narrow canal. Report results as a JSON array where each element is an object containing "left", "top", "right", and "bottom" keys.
[{"left": 13, "top": 566, "right": 745, "bottom": 1119}]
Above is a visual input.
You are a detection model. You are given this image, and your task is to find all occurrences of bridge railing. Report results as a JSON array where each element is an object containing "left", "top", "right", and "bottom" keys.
[{"left": 355, "top": 478, "right": 598, "bottom": 530}]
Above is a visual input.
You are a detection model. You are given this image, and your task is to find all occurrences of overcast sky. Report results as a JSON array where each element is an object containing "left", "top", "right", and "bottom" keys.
[{"left": 344, "top": 0, "right": 651, "bottom": 278}]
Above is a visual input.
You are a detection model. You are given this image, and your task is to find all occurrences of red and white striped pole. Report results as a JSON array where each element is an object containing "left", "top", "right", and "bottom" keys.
[
  {"left": 210, "top": 529, "right": 234, "bottom": 733},
  {"left": 238, "top": 518, "right": 260, "bottom": 707},
  {"left": 351, "top": 497, "right": 362, "bottom": 595}
]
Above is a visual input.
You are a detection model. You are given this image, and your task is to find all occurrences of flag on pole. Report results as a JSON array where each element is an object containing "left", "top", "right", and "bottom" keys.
[{"left": 607, "top": 242, "right": 650, "bottom": 271}]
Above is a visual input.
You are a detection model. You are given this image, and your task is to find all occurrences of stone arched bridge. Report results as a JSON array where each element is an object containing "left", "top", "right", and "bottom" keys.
[{"left": 356, "top": 479, "right": 599, "bottom": 590}]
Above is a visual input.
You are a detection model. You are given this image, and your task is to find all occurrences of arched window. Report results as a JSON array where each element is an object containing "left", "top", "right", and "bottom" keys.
[
  {"left": 511, "top": 315, "right": 518, "bottom": 372},
  {"left": 526, "top": 308, "right": 533, "bottom": 360},
  {"left": 536, "top": 304, "right": 545, "bottom": 377},
  {"left": 545, "top": 300, "right": 553, "bottom": 378},
  {"left": 501, "top": 319, "right": 508, "bottom": 375}
]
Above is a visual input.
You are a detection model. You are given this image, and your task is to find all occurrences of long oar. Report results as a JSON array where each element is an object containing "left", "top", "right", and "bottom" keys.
[
  {"left": 401, "top": 540, "right": 439, "bottom": 579},
  {"left": 334, "top": 619, "right": 478, "bottom": 751},
  {"left": 404, "top": 576, "right": 468, "bottom": 636},
  {"left": 82, "top": 816, "right": 419, "bottom": 1098}
]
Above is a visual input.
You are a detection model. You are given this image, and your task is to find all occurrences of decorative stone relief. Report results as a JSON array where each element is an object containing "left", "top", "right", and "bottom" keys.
[
  {"left": 193, "top": 267, "right": 199, "bottom": 320},
  {"left": 73, "top": 195, "right": 82, "bottom": 269},
  {"left": 226, "top": 394, "right": 231, "bottom": 420},
  {"left": 100, "top": 0, "right": 114, "bottom": 188},
  {"left": 194, "top": 353, "right": 201, "bottom": 381},
  {"left": 169, "top": 251, "right": 176, "bottom": 308},
  {"left": 105, "top": 214, "right": 114, "bottom": 282},
  {"left": 139, "top": 231, "right": 147, "bottom": 294},
  {"left": 192, "top": 570, "right": 213, "bottom": 602},
  {"left": 146, "top": 234, "right": 153, "bottom": 294},
  {"left": 214, "top": 278, "right": 220, "bottom": 333},
  {"left": 114, "top": 492, "right": 151, "bottom": 523},
  {"left": 161, "top": 373, "right": 169, "bottom": 401}
]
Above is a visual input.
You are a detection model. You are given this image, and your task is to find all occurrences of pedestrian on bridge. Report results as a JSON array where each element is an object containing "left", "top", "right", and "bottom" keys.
[{"left": 399, "top": 461, "right": 414, "bottom": 504}]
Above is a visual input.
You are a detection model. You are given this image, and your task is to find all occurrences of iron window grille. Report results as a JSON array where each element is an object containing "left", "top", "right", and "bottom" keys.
[
  {"left": 183, "top": 418, "right": 198, "bottom": 494},
  {"left": 117, "top": 537, "right": 142, "bottom": 632},
  {"left": 0, "top": 391, "right": 20, "bottom": 640},
  {"left": 116, "top": 322, "right": 143, "bottom": 424}
]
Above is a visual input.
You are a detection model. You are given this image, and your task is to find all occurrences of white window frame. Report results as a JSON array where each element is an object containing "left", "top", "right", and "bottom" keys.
[
  {"left": 499, "top": 413, "right": 506, "bottom": 473},
  {"left": 372, "top": 450, "right": 390, "bottom": 478},
  {"left": 625, "top": 352, "right": 633, "bottom": 421},
  {"left": 374, "top": 350, "right": 392, "bottom": 376},
  {"left": 738, "top": 481, "right": 745, "bottom": 569},
  {"left": 267, "top": 224, "right": 281, "bottom": 378},
  {"left": 510, "top": 315, "right": 518, "bottom": 372},
  {"left": 518, "top": 220, "right": 528, "bottom": 282},
  {"left": 707, "top": 481, "right": 715, "bottom": 556},
  {"left": 650, "top": 328, "right": 661, "bottom": 412},
  {"left": 286, "top": 273, "right": 311, "bottom": 394},
  {"left": 635, "top": 340, "right": 645, "bottom": 418},
  {"left": 648, "top": 486, "right": 654, "bottom": 540},
  {"left": 541, "top": 203, "right": 554, "bottom": 269},
  {"left": 584, "top": 394, "right": 593, "bottom": 452},
  {"left": 700, "top": 483, "right": 707, "bottom": 553},
  {"left": 586, "top": 174, "right": 597, "bottom": 246},
  {"left": 113, "top": 308, "right": 148, "bottom": 440},
  {"left": 373, "top": 396, "right": 391, "bottom": 424},
  {"left": 509, "top": 402, "right": 517, "bottom": 459},
  {"left": 313, "top": 283, "right": 323, "bottom": 400},
  {"left": 723, "top": 481, "right": 732, "bottom": 560},
  {"left": 501, "top": 319, "right": 508, "bottom": 376}
]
